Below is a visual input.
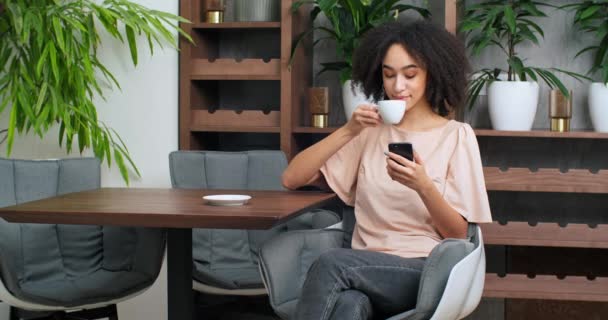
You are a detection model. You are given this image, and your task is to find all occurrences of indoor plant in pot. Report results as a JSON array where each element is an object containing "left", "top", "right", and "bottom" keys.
[
  {"left": 461, "top": 0, "right": 588, "bottom": 131},
  {"left": 0, "top": 0, "right": 192, "bottom": 184},
  {"left": 563, "top": 0, "right": 608, "bottom": 132},
  {"left": 290, "top": 0, "right": 430, "bottom": 120}
]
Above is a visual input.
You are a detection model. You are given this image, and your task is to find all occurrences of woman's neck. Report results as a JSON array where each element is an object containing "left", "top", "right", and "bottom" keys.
[{"left": 395, "top": 101, "right": 447, "bottom": 131}]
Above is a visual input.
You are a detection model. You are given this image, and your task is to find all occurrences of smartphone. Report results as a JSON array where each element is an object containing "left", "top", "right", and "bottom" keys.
[{"left": 388, "top": 142, "right": 414, "bottom": 162}]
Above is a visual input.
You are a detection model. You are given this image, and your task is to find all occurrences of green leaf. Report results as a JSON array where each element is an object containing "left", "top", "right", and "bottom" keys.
[
  {"left": 125, "top": 24, "right": 138, "bottom": 66},
  {"left": 580, "top": 5, "right": 601, "bottom": 20},
  {"left": 114, "top": 149, "right": 130, "bottom": 186},
  {"left": 52, "top": 16, "right": 66, "bottom": 53},
  {"left": 6, "top": 105, "right": 17, "bottom": 156},
  {"left": 504, "top": 5, "right": 516, "bottom": 34},
  {"left": 48, "top": 43, "right": 60, "bottom": 82}
]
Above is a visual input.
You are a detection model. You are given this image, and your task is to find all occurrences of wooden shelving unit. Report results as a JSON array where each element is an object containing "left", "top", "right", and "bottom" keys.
[
  {"left": 474, "top": 129, "right": 608, "bottom": 139},
  {"left": 190, "top": 59, "right": 281, "bottom": 80},
  {"left": 476, "top": 131, "right": 608, "bottom": 318},
  {"left": 482, "top": 222, "right": 608, "bottom": 249},
  {"left": 192, "top": 22, "right": 281, "bottom": 29},
  {"left": 483, "top": 167, "right": 608, "bottom": 194},
  {"left": 484, "top": 274, "right": 608, "bottom": 302},
  {"left": 179, "top": 0, "right": 311, "bottom": 156}
]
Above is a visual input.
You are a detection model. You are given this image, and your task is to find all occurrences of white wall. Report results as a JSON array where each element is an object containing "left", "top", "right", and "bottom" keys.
[{"left": 0, "top": 0, "right": 178, "bottom": 319}]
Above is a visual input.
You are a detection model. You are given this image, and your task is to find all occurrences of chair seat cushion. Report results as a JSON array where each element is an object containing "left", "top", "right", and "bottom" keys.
[
  {"left": 193, "top": 265, "right": 264, "bottom": 290},
  {"left": 16, "top": 269, "right": 151, "bottom": 307}
]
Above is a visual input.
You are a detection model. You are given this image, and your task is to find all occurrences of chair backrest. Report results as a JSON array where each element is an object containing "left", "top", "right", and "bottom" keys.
[
  {"left": 169, "top": 150, "right": 286, "bottom": 191},
  {"left": 429, "top": 225, "right": 485, "bottom": 320},
  {"left": 0, "top": 158, "right": 165, "bottom": 307},
  {"left": 169, "top": 150, "right": 290, "bottom": 289}
]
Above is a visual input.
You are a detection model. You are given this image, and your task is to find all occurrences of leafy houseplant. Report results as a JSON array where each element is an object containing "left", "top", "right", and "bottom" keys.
[
  {"left": 460, "top": 0, "right": 589, "bottom": 113},
  {"left": 291, "top": 0, "right": 430, "bottom": 84},
  {"left": 0, "top": 0, "right": 192, "bottom": 184},
  {"left": 563, "top": 0, "right": 608, "bottom": 84},
  {"left": 563, "top": 0, "right": 608, "bottom": 132}
]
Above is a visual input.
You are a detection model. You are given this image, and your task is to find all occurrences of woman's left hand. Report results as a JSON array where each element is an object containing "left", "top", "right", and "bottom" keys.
[{"left": 385, "top": 151, "right": 433, "bottom": 193}]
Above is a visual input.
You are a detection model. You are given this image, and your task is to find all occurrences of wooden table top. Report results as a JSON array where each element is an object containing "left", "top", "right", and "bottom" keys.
[{"left": 0, "top": 188, "right": 337, "bottom": 229}]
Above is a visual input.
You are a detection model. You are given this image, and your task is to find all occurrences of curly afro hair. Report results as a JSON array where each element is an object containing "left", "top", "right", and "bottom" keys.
[{"left": 351, "top": 20, "right": 470, "bottom": 117}]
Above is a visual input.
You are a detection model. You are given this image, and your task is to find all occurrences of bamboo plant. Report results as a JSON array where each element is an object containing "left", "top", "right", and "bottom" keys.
[{"left": 0, "top": 0, "right": 192, "bottom": 184}]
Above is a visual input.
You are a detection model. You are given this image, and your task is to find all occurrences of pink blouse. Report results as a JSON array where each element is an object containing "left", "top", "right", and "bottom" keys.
[{"left": 320, "top": 120, "right": 492, "bottom": 258}]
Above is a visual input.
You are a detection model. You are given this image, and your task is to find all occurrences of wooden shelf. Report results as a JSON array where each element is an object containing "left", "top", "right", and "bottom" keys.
[
  {"left": 483, "top": 167, "right": 608, "bottom": 193},
  {"left": 474, "top": 129, "right": 608, "bottom": 139},
  {"left": 192, "top": 22, "right": 281, "bottom": 29},
  {"left": 484, "top": 274, "right": 608, "bottom": 302},
  {"left": 190, "top": 125, "right": 279, "bottom": 133},
  {"left": 293, "top": 127, "right": 339, "bottom": 134},
  {"left": 190, "top": 59, "right": 281, "bottom": 80},
  {"left": 190, "top": 110, "right": 280, "bottom": 133},
  {"left": 482, "top": 222, "right": 608, "bottom": 248}
]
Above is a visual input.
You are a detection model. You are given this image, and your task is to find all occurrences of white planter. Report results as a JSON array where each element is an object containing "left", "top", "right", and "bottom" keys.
[
  {"left": 488, "top": 81, "right": 539, "bottom": 131},
  {"left": 589, "top": 82, "right": 608, "bottom": 132},
  {"left": 342, "top": 80, "right": 373, "bottom": 121}
]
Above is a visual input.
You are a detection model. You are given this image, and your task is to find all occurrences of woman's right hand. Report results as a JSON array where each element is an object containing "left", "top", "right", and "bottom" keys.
[{"left": 343, "top": 104, "right": 383, "bottom": 136}]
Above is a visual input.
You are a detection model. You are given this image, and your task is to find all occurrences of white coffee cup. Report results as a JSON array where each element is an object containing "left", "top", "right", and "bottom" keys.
[{"left": 377, "top": 100, "right": 406, "bottom": 124}]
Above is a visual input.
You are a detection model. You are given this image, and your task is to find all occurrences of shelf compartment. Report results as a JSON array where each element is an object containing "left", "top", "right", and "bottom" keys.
[
  {"left": 475, "top": 129, "right": 608, "bottom": 139},
  {"left": 482, "top": 222, "right": 608, "bottom": 248},
  {"left": 191, "top": 59, "right": 280, "bottom": 80},
  {"left": 483, "top": 167, "right": 608, "bottom": 193},
  {"left": 190, "top": 110, "right": 280, "bottom": 133},
  {"left": 484, "top": 274, "right": 608, "bottom": 302},
  {"left": 192, "top": 22, "right": 281, "bottom": 29}
]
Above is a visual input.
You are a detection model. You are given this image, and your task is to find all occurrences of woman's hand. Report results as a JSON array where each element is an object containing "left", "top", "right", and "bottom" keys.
[
  {"left": 343, "top": 104, "right": 383, "bottom": 136},
  {"left": 385, "top": 151, "right": 433, "bottom": 193}
]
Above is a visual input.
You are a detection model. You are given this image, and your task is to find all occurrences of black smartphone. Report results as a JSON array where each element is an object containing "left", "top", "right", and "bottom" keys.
[{"left": 388, "top": 142, "right": 414, "bottom": 162}]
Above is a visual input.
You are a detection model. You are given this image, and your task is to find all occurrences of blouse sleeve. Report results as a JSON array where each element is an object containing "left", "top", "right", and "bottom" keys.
[
  {"left": 443, "top": 124, "right": 493, "bottom": 223},
  {"left": 319, "top": 130, "right": 366, "bottom": 206}
]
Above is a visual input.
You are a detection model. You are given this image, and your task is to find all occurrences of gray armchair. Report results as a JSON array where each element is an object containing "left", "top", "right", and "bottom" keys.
[
  {"left": 0, "top": 158, "right": 166, "bottom": 320},
  {"left": 259, "top": 207, "right": 486, "bottom": 320},
  {"left": 168, "top": 150, "right": 340, "bottom": 296}
]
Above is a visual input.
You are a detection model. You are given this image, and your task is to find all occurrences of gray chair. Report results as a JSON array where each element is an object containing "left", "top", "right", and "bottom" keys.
[
  {"left": 0, "top": 158, "right": 166, "bottom": 320},
  {"left": 168, "top": 150, "right": 340, "bottom": 296},
  {"left": 259, "top": 207, "right": 486, "bottom": 320}
]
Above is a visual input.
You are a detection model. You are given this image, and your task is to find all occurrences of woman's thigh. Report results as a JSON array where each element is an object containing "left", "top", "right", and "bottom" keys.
[{"left": 312, "top": 248, "right": 425, "bottom": 315}]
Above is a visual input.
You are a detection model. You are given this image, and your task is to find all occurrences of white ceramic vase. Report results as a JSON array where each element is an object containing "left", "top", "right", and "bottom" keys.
[
  {"left": 589, "top": 82, "right": 608, "bottom": 132},
  {"left": 488, "top": 81, "right": 539, "bottom": 131},
  {"left": 342, "top": 80, "right": 373, "bottom": 121}
]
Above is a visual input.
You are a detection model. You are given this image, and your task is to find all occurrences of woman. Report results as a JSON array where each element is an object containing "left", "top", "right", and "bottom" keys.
[{"left": 283, "top": 21, "right": 492, "bottom": 320}]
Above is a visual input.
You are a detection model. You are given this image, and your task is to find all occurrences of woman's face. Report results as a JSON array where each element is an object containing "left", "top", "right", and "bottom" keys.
[{"left": 381, "top": 44, "right": 428, "bottom": 113}]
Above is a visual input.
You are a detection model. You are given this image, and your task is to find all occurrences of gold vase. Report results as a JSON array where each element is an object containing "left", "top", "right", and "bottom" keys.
[
  {"left": 549, "top": 89, "right": 572, "bottom": 132},
  {"left": 309, "top": 87, "right": 329, "bottom": 128}
]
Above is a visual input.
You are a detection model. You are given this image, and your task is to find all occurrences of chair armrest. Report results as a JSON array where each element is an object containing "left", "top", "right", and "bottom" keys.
[
  {"left": 259, "top": 229, "right": 344, "bottom": 319},
  {"left": 284, "top": 209, "right": 340, "bottom": 231}
]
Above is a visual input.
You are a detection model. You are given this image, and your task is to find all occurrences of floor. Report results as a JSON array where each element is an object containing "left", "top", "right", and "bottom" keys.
[{"left": 196, "top": 293, "right": 280, "bottom": 320}]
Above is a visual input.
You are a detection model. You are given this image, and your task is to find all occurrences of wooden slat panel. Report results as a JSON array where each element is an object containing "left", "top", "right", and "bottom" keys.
[
  {"left": 475, "top": 129, "right": 608, "bottom": 139},
  {"left": 192, "top": 22, "right": 281, "bottom": 29},
  {"left": 191, "top": 59, "right": 281, "bottom": 79},
  {"left": 482, "top": 222, "right": 608, "bottom": 248},
  {"left": 190, "top": 110, "right": 280, "bottom": 132},
  {"left": 484, "top": 274, "right": 608, "bottom": 302},
  {"left": 483, "top": 167, "right": 608, "bottom": 193}
]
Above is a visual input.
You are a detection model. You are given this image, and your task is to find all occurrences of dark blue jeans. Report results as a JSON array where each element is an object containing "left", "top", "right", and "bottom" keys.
[{"left": 295, "top": 248, "right": 426, "bottom": 320}]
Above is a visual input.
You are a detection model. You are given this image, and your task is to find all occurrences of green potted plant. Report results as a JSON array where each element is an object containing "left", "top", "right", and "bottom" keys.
[
  {"left": 562, "top": 0, "right": 608, "bottom": 132},
  {"left": 0, "top": 0, "right": 192, "bottom": 184},
  {"left": 290, "top": 0, "right": 430, "bottom": 120},
  {"left": 460, "top": 0, "right": 588, "bottom": 131}
]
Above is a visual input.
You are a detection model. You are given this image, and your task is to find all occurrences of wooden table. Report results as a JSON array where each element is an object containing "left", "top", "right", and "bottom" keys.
[{"left": 0, "top": 188, "right": 337, "bottom": 320}]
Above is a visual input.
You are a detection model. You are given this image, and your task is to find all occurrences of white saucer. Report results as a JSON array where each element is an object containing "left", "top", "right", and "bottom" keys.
[{"left": 203, "top": 194, "right": 251, "bottom": 206}]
